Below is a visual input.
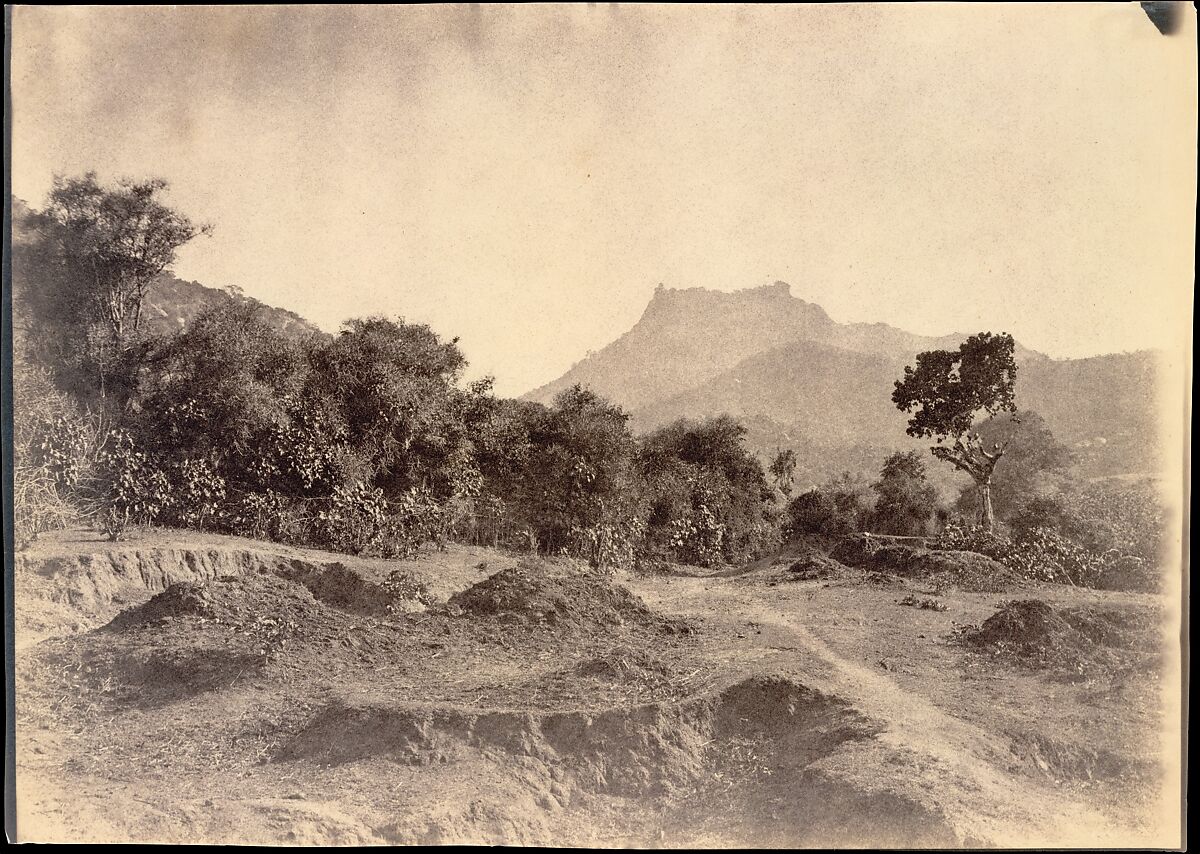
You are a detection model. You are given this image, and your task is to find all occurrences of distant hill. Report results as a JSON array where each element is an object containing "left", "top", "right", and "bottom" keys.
[
  {"left": 135, "top": 274, "right": 322, "bottom": 340},
  {"left": 526, "top": 282, "right": 1162, "bottom": 485},
  {"left": 9, "top": 196, "right": 324, "bottom": 341}
]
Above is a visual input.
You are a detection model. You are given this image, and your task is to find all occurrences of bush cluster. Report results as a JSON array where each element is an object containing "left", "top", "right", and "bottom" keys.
[
  {"left": 932, "top": 501, "right": 1162, "bottom": 592},
  {"left": 16, "top": 296, "right": 782, "bottom": 570}
]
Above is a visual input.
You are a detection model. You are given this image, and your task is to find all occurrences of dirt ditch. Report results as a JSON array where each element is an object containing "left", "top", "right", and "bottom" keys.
[{"left": 273, "top": 674, "right": 960, "bottom": 847}]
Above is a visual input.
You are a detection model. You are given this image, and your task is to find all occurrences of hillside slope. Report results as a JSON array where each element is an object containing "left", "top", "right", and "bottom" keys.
[
  {"left": 527, "top": 283, "right": 1161, "bottom": 480},
  {"left": 9, "top": 196, "right": 324, "bottom": 341},
  {"left": 524, "top": 282, "right": 1022, "bottom": 412}
]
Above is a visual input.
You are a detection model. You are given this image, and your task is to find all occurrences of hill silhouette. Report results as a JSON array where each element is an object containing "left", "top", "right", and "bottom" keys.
[
  {"left": 9, "top": 196, "right": 323, "bottom": 341},
  {"left": 526, "top": 283, "right": 1160, "bottom": 483}
]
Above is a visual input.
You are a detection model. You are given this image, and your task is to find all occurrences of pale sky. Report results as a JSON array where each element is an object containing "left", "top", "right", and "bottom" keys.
[{"left": 9, "top": 4, "right": 1196, "bottom": 397}]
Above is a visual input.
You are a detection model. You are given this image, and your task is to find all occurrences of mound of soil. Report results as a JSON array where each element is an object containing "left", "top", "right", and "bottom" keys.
[
  {"left": 829, "top": 536, "right": 1014, "bottom": 592},
  {"left": 961, "top": 599, "right": 1160, "bottom": 678},
  {"left": 970, "top": 600, "right": 1068, "bottom": 647},
  {"left": 445, "top": 561, "right": 685, "bottom": 634},
  {"left": 909, "top": 550, "right": 1016, "bottom": 593},
  {"left": 106, "top": 571, "right": 322, "bottom": 632},
  {"left": 784, "top": 552, "right": 850, "bottom": 581},
  {"left": 105, "top": 581, "right": 219, "bottom": 628},
  {"left": 828, "top": 535, "right": 880, "bottom": 568}
]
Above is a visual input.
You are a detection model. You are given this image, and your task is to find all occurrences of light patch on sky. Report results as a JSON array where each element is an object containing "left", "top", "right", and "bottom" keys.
[{"left": 9, "top": 4, "right": 1196, "bottom": 397}]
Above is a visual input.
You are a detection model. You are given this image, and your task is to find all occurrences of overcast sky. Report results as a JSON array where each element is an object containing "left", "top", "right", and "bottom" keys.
[{"left": 10, "top": 4, "right": 1196, "bottom": 397}]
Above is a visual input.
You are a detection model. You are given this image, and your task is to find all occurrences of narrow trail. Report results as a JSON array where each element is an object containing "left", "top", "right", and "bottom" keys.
[{"left": 627, "top": 573, "right": 1146, "bottom": 848}]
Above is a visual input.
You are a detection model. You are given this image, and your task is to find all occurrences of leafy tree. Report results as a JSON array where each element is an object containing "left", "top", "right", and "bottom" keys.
[
  {"left": 823, "top": 470, "right": 874, "bottom": 528},
  {"left": 785, "top": 470, "right": 874, "bottom": 537},
  {"left": 867, "top": 451, "right": 940, "bottom": 536},
  {"left": 640, "top": 416, "right": 778, "bottom": 565},
  {"left": 17, "top": 173, "right": 210, "bottom": 405},
  {"left": 500, "top": 385, "right": 644, "bottom": 564},
  {"left": 308, "top": 316, "right": 473, "bottom": 501},
  {"left": 892, "top": 332, "right": 1017, "bottom": 530},
  {"left": 768, "top": 448, "right": 797, "bottom": 497},
  {"left": 785, "top": 489, "right": 846, "bottom": 537},
  {"left": 133, "top": 301, "right": 322, "bottom": 505}
]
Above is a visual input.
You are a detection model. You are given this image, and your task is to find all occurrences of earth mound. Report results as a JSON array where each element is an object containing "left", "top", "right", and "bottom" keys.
[
  {"left": 445, "top": 560, "right": 688, "bottom": 634},
  {"left": 106, "top": 581, "right": 219, "bottom": 628},
  {"left": 961, "top": 599, "right": 1161, "bottom": 679},
  {"left": 829, "top": 536, "right": 1014, "bottom": 592},
  {"left": 909, "top": 549, "right": 1016, "bottom": 592},
  {"left": 784, "top": 550, "right": 851, "bottom": 581},
  {"left": 105, "top": 570, "right": 327, "bottom": 632},
  {"left": 970, "top": 599, "right": 1069, "bottom": 647}
]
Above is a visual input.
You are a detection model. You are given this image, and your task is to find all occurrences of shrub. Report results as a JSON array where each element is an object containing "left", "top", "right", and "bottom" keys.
[
  {"left": 574, "top": 513, "right": 647, "bottom": 573},
  {"left": 219, "top": 490, "right": 290, "bottom": 541},
  {"left": 666, "top": 501, "right": 726, "bottom": 567},
  {"left": 13, "top": 406, "right": 100, "bottom": 547},
  {"left": 931, "top": 521, "right": 1157, "bottom": 591},
  {"left": 785, "top": 488, "right": 858, "bottom": 537},
  {"left": 382, "top": 569, "right": 433, "bottom": 611},
  {"left": 158, "top": 457, "right": 227, "bottom": 530},
  {"left": 94, "top": 429, "right": 173, "bottom": 540},
  {"left": 12, "top": 464, "right": 78, "bottom": 549},
  {"left": 311, "top": 482, "right": 390, "bottom": 555},
  {"left": 381, "top": 487, "right": 450, "bottom": 559},
  {"left": 930, "top": 522, "right": 1015, "bottom": 564}
]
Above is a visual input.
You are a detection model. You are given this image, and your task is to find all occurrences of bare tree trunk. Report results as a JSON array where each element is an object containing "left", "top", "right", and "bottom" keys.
[{"left": 977, "top": 477, "right": 995, "bottom": 531}]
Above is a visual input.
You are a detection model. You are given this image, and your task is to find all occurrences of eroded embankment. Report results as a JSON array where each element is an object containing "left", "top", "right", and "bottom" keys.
[
  {"left": 14, "top": 542, "right": 377, "bottom": 646},
  {"left": 272, "top": 675, "right": 961, "bottom": 847}
]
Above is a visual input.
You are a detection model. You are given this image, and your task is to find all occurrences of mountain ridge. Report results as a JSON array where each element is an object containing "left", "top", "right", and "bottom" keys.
[{"left": 525, "top": 281, "right": 1161, "bottom": 482}]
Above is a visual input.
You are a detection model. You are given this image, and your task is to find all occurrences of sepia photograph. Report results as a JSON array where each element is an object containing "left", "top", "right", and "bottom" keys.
[{"left": 3, "top": 3, "right": 1193, "bottom": 847}]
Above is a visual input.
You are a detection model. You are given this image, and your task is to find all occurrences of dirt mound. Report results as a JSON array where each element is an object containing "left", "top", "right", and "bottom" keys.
[
  {"left": 106, "top": 581, "right": 218, "bottom": 627},
  {"left": 445, "top": 560, "right": 684, "bottom": 633},
  {"left": 961, "top": 599, "right": 1161, "bottom": 679},
  {"left": 827, "top": 535, "right": 879, "bottom": 567},
  {"left": 107, "top": 561, "right": 432, "bottom": 632},
  {"left": 828, "top": 536, "right": 1014, "bottom": 592},
  {"left": 739, "top": 544, "right": 860, "bottom": 586},
  {"left": 909, "top": 550, "right": 1017, "bottom": 592},
  {"left": 784, "top": 551, "right": 851, "bottom": 581},
  {"left": 275, "top": 561, "right": 396, "bottom": 616},
  {"left": 105, "top": 571, "right": 320, "bottom": 632},
  {"left": 971, "top": 599, "right": 1069, "bottom": 647}
]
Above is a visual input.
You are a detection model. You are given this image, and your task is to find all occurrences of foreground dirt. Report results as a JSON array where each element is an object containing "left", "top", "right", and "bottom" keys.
[{"left": 12, "top": 529, "right": 1183, "bottom": 847}]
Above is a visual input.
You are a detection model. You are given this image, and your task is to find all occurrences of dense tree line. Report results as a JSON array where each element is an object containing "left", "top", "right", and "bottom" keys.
[
  {"left": 11, "top": 175, "right": 787, "bottom": 568},
  {"left": 12, "top": 174, "right": 1166, "bottom": 590}
]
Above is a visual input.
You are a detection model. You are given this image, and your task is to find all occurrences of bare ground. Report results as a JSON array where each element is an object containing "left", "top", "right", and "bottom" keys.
[{"left": 11, "top": 529, "right": 1184, "bottom": 847}]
